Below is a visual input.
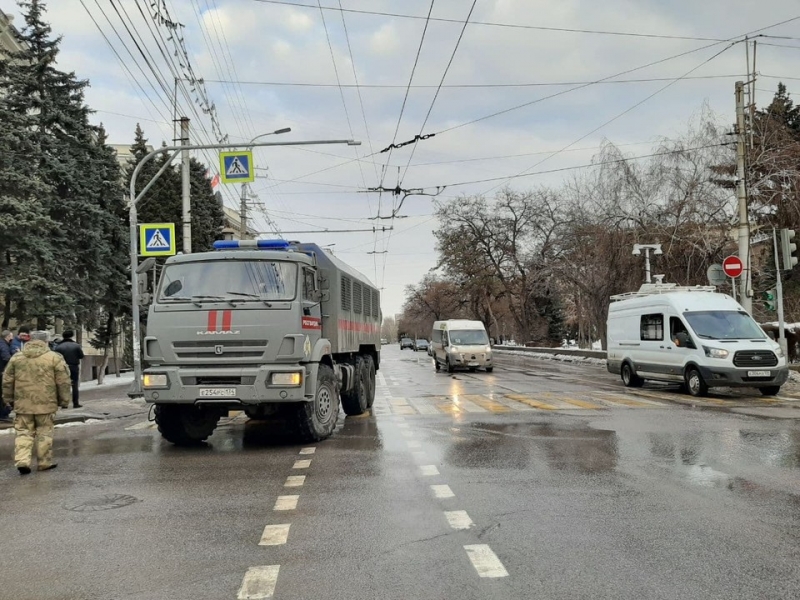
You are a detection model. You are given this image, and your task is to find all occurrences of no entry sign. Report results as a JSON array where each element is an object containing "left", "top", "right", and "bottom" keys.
[{"left": 722, "top": 255, "right": 744, "bottom": 278}]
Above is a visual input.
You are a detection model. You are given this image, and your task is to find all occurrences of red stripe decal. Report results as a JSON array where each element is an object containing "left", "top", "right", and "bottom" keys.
[
  {"left": 222, "top": 310, "right": 232, "bottom": 332},
  {"left": 337, "top": 319, "right": 379, "bottom": 334},
  {"left": 207, "top": 310, "right": 218, "bottom": 332}
]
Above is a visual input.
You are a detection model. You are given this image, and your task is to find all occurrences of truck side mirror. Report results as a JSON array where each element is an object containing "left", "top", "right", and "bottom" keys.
[{"left": 319, "top": 269, "right": 330, "bottom": 290}]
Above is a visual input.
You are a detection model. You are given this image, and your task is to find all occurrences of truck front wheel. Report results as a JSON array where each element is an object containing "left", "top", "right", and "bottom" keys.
[
  {"left": 341, "top": 356, "right": 369, "bottom": 415},
  {"left": 155, "top": 405, "right": 221, "bottom": 446},
  {"left": 293, "top": 364, "right": 339, "bottom": 442}
]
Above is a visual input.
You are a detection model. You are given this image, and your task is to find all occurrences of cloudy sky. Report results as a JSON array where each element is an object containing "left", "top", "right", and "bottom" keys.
[{"left": 2, "top": 0, "right": 799, "bottom": 316}]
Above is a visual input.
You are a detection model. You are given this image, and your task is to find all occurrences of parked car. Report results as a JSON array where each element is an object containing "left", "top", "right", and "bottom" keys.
[
  {"left": 400, "top": 337, "right": 414, "bottom": 350},
  {"left": 413, "top": 339, "right": 429, "bottom": 352},
  {"left": 381, "top": 338, "right": 389, "bottom": 345}
]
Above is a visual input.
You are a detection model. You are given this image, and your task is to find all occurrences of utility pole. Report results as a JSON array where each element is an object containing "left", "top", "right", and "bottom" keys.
[
  {"left": 180, "top": 117, "right": 192, "bottom": 254},
  {"left": 240, "top": 183, "right": 248, "bottom": 239},
  {"left": 735, "top": 81, "right": 752, "bottom": 314}
]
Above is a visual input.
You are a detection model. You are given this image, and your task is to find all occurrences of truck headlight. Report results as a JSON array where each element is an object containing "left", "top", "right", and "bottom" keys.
[
  {"left": 143, "top": 373, "right": 168, "bottom": 388},
  {"left": 702, "top": 346, "right": 729, "bottom": 359},
  {"left": 271, "top": 372, "right": 302, "bottom": 386}
]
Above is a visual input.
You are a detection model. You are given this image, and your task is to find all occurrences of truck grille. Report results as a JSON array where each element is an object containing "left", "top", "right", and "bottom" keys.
[
  {"left": 181, "top": 376, "right": 257, "bottom": 386},
  {"left": 172, "top": 340, "right": 268, "bottom": 359},
  {"left": 732, "top": 350, "right": 778, "bottom": 368}
]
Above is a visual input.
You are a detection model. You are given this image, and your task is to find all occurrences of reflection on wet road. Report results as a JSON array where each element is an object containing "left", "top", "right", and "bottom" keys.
[{"left": 1, "top": 345, "right": 800, "bottom": 599}]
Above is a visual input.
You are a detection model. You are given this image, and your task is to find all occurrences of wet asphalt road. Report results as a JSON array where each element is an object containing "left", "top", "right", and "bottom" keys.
[{"left": 1, "top": 346, "right": 800, "bottom": 599}]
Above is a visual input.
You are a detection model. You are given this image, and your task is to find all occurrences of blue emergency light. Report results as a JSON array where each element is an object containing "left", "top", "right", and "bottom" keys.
[{"left": 213, "top": 239, "right": 291, "bottom": 251}]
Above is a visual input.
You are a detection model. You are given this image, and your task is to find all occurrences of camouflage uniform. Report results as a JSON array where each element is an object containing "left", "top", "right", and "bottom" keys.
[{"left": 2, "top": 337, "right": 71, "bottom": 471}]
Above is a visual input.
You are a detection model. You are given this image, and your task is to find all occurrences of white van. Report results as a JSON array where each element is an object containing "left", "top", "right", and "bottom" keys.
[
  {"left": 607, "top": 283, "right": 788, "bottom": 397},
  {"left": 431, "top": 320, "right": 493, "bottom": 373}
]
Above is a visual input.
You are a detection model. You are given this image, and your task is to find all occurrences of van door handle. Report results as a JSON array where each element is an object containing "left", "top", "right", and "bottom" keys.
[{"left": 660, "top": 345, "right": 673, "bottom": 349}]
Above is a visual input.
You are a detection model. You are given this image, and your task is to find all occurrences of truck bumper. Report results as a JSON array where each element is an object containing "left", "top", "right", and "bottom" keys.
[
  {"left": 697, "top": 365, "right": 789, "bottom": 388},
  {"left": 142, "top": 364, "right": 317, "bottom": 404}
]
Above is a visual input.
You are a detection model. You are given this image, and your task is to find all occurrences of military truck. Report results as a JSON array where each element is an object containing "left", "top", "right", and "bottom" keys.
[{"left": 140, "top": 239, "right": 381, "bottom": 445}]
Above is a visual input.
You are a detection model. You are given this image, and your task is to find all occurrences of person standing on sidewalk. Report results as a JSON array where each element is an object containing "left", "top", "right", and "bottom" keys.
[
  {"left": 0, "top": 331, "right": 13, "bottom": 421},
  {"left": 54, "top": 330, "right": 84, "bottom": 409},
  {"left": 2, "top": 330, "right": 71, "bottom": 475}
]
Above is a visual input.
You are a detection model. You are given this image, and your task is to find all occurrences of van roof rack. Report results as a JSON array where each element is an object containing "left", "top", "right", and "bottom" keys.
[{"left": 610, "top": 282, "right": 717, "bottom": 302}]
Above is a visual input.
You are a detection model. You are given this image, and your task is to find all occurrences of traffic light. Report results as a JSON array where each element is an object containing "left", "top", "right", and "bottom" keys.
[
  {"left": 780, "top": 228, "right": 798, "bottom": 270},
  {"left": 763, "top": 288, "right": 777, "bottom": 312}
]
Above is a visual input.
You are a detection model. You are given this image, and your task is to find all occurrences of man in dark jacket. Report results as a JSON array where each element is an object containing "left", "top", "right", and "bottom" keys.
[
  {"left": 10, "top": 325, "right": 31, "bottom": 355},
  {"left": 54, "top": 330, "right": 84, "bottom": 409},
  {"left": 0, "top": 330, "right": 12, "bottom": 420}
]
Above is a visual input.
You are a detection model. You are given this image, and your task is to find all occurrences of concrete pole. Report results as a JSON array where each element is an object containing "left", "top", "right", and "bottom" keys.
[
  {"left": 735, "top": 81, "right": 752, "bottom": 314},
  {"left": 772, "top": 228, "right": 788, "bottom": 358},
  {"left": 180, "top": 117, "right": 191, "bottom": 254},
  {"left": 240, "top": 183, "right": 248, "bottom": 239}
]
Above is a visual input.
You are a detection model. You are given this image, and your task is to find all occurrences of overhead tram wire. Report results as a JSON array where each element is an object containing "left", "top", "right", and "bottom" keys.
[
  {"left": 476, "top": 42, "right": 738, "bottom": 198},
  {"left": 203, "top": 73, "right": 744, "bottom": 89},
  {"left": 400, "top": 0, "right": 477, "bottom": 186},
  {"left": 78, "top": 1, "right": 173, "bottom": 139},
  {"left": 250, "top": 0, "right": 729, "bottom": 42}
]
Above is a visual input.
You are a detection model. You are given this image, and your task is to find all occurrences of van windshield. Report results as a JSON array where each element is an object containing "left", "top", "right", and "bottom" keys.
[
  {"left": 158, "top": 260, "right": 297, "bottom": 303},
  {"left": 683, "top": 310, "right": 766, "bottom": 340},
  {"left": 449, "top": 330, "right": 489, "bottom": 345}
]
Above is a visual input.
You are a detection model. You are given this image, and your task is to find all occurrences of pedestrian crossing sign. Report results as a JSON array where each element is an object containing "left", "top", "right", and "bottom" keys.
[
  {"left": 219, "top": 150, "right": 254, "bottom": 184},
  {"left": 140, "top": 223, "right": 176, "bottom": 256}
]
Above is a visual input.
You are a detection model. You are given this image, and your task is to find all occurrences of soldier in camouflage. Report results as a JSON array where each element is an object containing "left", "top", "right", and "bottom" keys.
[{"left": 1, "top": 330, "right": 71, "bottom": 475}]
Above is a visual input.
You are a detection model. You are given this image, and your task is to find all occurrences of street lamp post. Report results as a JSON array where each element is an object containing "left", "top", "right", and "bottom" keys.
[
  {"left": 240, "top": 127, "right": 291, "bottom": 239},
  {"left": 632, "top": 243, "right": 663, "bottom": 284},
  {"left": 128, "top": 136, "right": 361, "bottom": 396}
]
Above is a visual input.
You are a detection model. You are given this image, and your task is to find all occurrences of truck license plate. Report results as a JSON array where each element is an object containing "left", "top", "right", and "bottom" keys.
[
  {"left": 199, "top": 388, "right": 236, "bottom": 397},
  {"left": 747, "top": 371, "right": 770, "bottom": 378}
]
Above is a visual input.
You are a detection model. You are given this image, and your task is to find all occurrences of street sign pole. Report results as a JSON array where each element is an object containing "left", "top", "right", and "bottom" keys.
[
  {"left": 772, "top": 228, "right": 788, "bottom": 358},
  {"left": 127, "top": 137, "right": 361, "bottom": 396}
]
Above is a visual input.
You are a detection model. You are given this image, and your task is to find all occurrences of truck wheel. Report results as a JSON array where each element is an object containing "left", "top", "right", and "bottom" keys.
[
  {"left": 341, "top": 356, "right": 369, "bottom": 415},
  {"left": 364, "top": 355, "right": 376, "bottom": 408},
  {"left": 760, "top": 386, "right": 781, "bottom": 396},
  {"left": 155, "top": 405, "right": 220, "bottom": 446},
  {"left": 685, "top": 367, "right": 708, "bottom": 397},
  {"left": 293, "top": 364, "right": 339, "bottom": 442},
  {"left": 621, "top": 362, "right": 643, "bottom": 388}
]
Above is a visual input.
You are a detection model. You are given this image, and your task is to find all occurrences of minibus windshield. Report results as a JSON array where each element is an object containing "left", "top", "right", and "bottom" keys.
[
  {"left": 449, "top": 330, "right": 489, "bottom": 345},
  {"left": 683, "top": 310, "right": 766, "bottom": 340}
]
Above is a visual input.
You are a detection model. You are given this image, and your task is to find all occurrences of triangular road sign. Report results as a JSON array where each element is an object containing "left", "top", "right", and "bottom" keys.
[{"left": 147, "top": 229, "right": 170, "bottom": 250}]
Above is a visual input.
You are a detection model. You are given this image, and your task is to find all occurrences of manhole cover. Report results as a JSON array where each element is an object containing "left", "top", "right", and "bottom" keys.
[{"left": 66, "top": 494, "right": 140, "bottom": 512}]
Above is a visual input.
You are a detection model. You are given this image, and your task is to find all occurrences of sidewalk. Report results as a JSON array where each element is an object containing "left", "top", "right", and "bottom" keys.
[{"left": 0, "top": 372, "right": 148, "bottom": 431}]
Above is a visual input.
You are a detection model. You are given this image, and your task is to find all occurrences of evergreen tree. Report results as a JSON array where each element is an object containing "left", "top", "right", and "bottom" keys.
[
  {"left": 3, "top": 0, "right": 114, "bottom": 327},
  {"left": 189, "top": 158, "right": 224, "bottom": 252}
]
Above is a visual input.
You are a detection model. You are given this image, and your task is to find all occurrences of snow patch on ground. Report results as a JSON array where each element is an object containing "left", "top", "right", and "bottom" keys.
[
  {"left": 496, "top": 349, "right": 607, "bottom": 366},
  {"left": 78, "top": 372, "right": 135, "bottom": 391},
  {"left": 55, "top": 418, "right": 104, "bottom": 428}
]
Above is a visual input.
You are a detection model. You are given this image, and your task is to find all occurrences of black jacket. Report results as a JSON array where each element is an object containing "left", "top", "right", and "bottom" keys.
[
  {"left": 54, "top": 339, "right": 85, "bottom": 367},
  {"left": 0, "top": 339, "right": 11, "bottom": 373}
]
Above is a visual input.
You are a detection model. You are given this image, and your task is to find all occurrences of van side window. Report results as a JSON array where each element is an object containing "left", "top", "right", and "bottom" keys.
[
  {"left": 640, "top": 314, "right": 664, "bottom": 341},
  {"left": 432, "top": 329, "right": 442, "bottom": 343}
]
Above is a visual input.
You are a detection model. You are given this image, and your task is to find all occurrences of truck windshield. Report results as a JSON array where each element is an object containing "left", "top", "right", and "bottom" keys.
[
  {"left": 449, "top": 330, "right": 489, "bottom": 345},
  {"left": 683, "top": 311, "right": 766, "bottom": 340},
  {"left": 158, "top": 260, "right": 297, "bottom": 303}
]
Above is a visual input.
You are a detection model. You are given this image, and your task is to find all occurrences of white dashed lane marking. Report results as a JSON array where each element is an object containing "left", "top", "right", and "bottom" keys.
[
  {"left": 444, "top": 510, "right": 474, "bottom": 530},
  {"left": 259, "top": 524, "right": 291, "bottom": 546},
  {"left": 407, "top": 440, "right": 422, "bottom": 449},
  {"left": 431, "top": 484, "right": 455, "bottom": 499},
  {"left": 284, "top": 475, "right": 305, "bottom": 487},
  {"left": 292, "top": 459, "right": 312, "bottom": 469},
  {"left": 464, "top": 544, "right": 509, "bottom": 578},
  {"left": 299, "top": 447, "right": 316, "bottom": 455},
  {"left": 237, "top": 565, "right": 280, "bottom": 599},
  {"left": 273, "top": 495, "right": 299, "bottom": 511},
  {"left": 420, "top": 465, "right": 440, "bottom": 476},
  {"left": 412, "top": 451, "right": 427, "bottom": 461}
]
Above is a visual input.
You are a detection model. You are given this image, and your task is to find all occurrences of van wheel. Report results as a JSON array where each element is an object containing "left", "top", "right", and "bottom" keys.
[
  {"left": 434, "top": 358, "right": 440, "bottom": 372},
  {"left": 486, "top": 367, "right": 494, "bottom": 373},
  {"left": 685, "top": 367, "right": 708, "bottom": 397},
  {"left": 760, "top": 386, "right": 781, "bottom": 396},
  {"left": 621, "top": 363, "right": 643, "bottom": 388},
  {"left": 446, "top": 358, "right": 455, "bottom": 374}
]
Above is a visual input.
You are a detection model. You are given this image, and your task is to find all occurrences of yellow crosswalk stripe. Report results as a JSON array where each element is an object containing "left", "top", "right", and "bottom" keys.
[
  {"left": 462, "top": 395, "right": 511, "bottom": 413},
  {"left": 560, "top": 398, "right": 605, "bottom": 409},
  {"left": 504, "top": 393, "right": 557, "bottom": 410},
  {"left": 601, "top": 395, "right": 655, "bottom": 408}
]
